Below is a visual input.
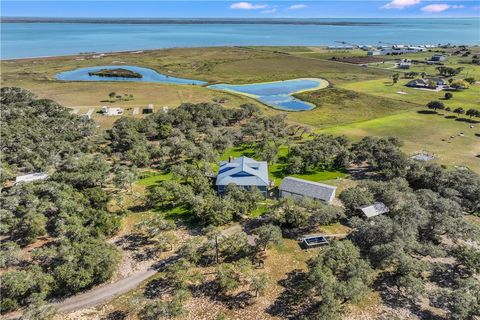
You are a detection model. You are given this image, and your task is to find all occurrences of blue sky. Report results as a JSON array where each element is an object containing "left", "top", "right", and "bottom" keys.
[{"left": 1, "top": 1, "right": 479, "bottom": 18}]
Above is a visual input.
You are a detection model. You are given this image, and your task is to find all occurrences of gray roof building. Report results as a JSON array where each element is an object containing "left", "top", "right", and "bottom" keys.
[
  {"left": 15, "top": 172, "right": 48, "bottom": 184},
  {"left": 358, "top": 202, "right": 390, "bottom": 218},
  {"left": 216, "top": 156, "right": 269, "bottom": 197},
  {"left": 279, "top": 177, "right": 336, "bottom": 204}
]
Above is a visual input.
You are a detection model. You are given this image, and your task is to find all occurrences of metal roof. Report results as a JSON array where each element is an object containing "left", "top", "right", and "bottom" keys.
[
  {"left": 279, "top": 177, "right": 336, "bottom": 203},
  {"left": 216, "top": 156, "right": 269, "bottom": 187},
  {"left": 359, "top": 202, "right": 390, "bottom": 218},
  {"left": 15, "top": 172, "right": 48, "bottom": 184}
]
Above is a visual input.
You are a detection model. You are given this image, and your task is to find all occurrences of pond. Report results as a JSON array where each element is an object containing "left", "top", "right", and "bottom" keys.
[
  {"left": 55, "top": 66, "right": 326, "bottom": 111},
  {"left": 55, "top": 65, "right": 207, "bottom": 85},
  {"left": 208, "top": 78, "right": 325, "bottom": 111}
]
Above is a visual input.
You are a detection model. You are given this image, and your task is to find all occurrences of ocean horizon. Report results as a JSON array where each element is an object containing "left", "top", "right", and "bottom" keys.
[{"left": 1, "top": 18, "right": 479, "bottom": 59}]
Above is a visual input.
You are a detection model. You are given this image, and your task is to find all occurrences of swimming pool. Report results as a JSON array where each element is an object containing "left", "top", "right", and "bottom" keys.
[{"left": 55, "top": 65, "right": 207, "bottom": 85}]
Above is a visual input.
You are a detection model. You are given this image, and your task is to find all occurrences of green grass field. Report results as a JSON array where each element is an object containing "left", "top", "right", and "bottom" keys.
[
  {"left": 341, "top": 78, "right": 480, "bottom": 110},
  {"left": 2, "top": 46, "right": 479, "bottom": 172},
  {"left": 320, "top": 110, "right": 480, "bottom": 171}
]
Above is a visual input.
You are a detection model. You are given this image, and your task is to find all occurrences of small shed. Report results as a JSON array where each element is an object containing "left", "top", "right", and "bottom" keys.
[
  {"left": 143, "top": 104, "right": 154, "bottom": 114},
  {"left": 398, "top": 62, "right": 411, "bottom": 69},
  {"left": 279, "top": 177, "right": 336, "bottom": 204},
  {"left": 102, "top": 107, "right": 124, "bottom": 116},
  {"left": 358, "top": 202, "right": 389, "bottom": 218},
  {"left": 15, "top": 172, "right": 48, "bottom": 184}
]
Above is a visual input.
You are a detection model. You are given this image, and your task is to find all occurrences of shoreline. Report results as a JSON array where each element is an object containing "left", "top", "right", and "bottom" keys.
[{"left": 209, "top": 78, "right": 329, "bottom": 112}]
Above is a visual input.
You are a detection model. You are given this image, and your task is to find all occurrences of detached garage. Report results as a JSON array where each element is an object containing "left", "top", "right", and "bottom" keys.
[{"left": 279, "top": 177, "right": 336, "bottom": 204}]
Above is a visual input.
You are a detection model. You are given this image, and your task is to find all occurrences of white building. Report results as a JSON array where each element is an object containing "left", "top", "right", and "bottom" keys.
[
  {"left": 358, "top": 202, "right": 390, "bottom": 218},
  {"left": 15, "top": 172, "right": 49, "bottom": 184},
  {"left": 279, "top": 177, "right": 337, "bottom": 204},
  {"left": 101, "top": 106, "right": 124, "bottom": 116}
]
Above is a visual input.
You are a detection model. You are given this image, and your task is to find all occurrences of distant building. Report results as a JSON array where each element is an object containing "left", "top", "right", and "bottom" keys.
[
  {"left": 406, "top": 77, "right": 447, "bottom": 89},
  {"left": 143, "top": 104, "right": 154, "bottom": 114},
  {"left": 430, "top": 54, "right": 447, "bottom": 62},
  {"left": 398, "top": 62, "right": 411, "bottom": 69},
  {"left": 367, "top": 50, "right": 382, "bottom": 56},
  {"left": 327, "top": 45, "right": 354, "bottom": 50},
  {"left": 358, "top": 202, "right": 390, "bottom": 218},
  {"left": 15, "top": 172, "right": 48, "bottom": 184},
  {"left": 279, "top": 177, "right": 337, "bottom": 204},
  {"left": 101, "top": 106, "right": 124, "bottom": 116},
  {"left": 216, "top": 156, "right": 269, "bottom": 198}
]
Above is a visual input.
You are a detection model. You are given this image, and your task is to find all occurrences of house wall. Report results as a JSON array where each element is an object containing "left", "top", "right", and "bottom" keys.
[
  {"left": 217, "top": 184, "right": 267, "bottom": 198},
  {"left": 279, "top": 190, "right": 329, "bottom": 203}
]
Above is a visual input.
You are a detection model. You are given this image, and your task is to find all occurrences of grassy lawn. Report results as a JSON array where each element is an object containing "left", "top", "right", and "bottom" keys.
[
  {"left": 291, "top": 86, "right": 417, "bottom": 128},
  {"left": 221, "top": 145, "right": 347, "bottom": 187},
  {"left": 341, "top": 78, "right": 480, "bottom": 110},
  {"left": 320, "top": 110, "right": 480, "bottom": 171},
  {"left": 136, "top": 171, "right": 173, "bottom": 187}
]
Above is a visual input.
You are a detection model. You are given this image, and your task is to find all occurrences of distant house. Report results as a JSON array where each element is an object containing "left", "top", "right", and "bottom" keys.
[
  {"left": 143, "top": 104, "right": 154, "bottom": 114},
  {"left": 15, "top": 172, "right": 48, "bottom": 184},
  {"left": 406, "top": 77, "right": 447, "bottom": 89},
  {"left": 358, "top": 202, "right": 390, "bottom": 218},
  {"left": 398, "top": 62, "right": 411, "bottom": 69},
  {"left": 430, "top": 54, "right": 446, "bottom": 62},
  {"left": 278, "top": 177, "right": 337, "bottom": 204},
  {"left": 216, "top": 156, "right": 269, "bottom": 198},
  {"left": 367, "top": 50, "right": 381, "bottom": 56},
  {"left": 101, "top": 106, "right": 124, "bottom": 116}
]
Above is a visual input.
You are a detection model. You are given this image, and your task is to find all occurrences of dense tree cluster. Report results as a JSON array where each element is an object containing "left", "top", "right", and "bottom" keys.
[
  {"left": 1, "top": 87, "right": 96, "bottom": 175},
  {"left": 286, "top": 134, "right": 349, "bottom": 174},
  {"left": 0, "top": 88, "right": 120, "bottom": 313},
  {"left": 108, "top": 102, "right": 262, "bottom": 166}
]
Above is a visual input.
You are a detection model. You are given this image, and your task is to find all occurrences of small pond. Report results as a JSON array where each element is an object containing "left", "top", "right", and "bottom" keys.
[
  {"left": 55, "top": 65, "right": 207, "bottom": 85},
  {"left": 55, "top": 66, "right": 325, "bottom": 111},
  {"left": 208, "top": 78, "right": 324, "bottom": 111}
]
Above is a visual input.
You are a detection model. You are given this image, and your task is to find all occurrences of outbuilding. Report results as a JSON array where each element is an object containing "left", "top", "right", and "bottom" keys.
[
  {"left": 15, "top": 172, "right": 48, "bottom": 184},
  {"left": 358, "top": 202, "right": 390, "bottom": 218},
  {"left": 143, "top": 104, "right": 154, "bottom": 114},
  {"left": 279, "top": 177, "right": 336, "bottom": 204}
]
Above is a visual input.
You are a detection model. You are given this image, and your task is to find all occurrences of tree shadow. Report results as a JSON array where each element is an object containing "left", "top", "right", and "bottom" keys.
[
  {"left": 373, "top": 272, "right": 445, "bottom": 320},
  {"left": 101, "top": 310, "right": 128, "bottom": 320},
  {"left": 266, "top": 269, "right": 314, "bottom": 319},
  {"left": 143, "top": 278, "right": 174, "bottom": 299},
  {"left": 455, "top": 118, "right": 479, "bottom": 123},
  {"left": 114, "top": 233, "right": 153, "bottom": 251},
  {"left": 417, "top": 110, "right": 437, "bottom": 115},
  {"left": 191, "top": 279, "right": 255, "bottom": 310}
]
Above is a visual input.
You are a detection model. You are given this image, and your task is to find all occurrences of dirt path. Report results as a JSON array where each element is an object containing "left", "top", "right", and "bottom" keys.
[
  {"left": 53, "top": 268, "right": 157, "bottom": 313},
  {"left": 53, "top": 225, "right": 246, "bottom": 314}
]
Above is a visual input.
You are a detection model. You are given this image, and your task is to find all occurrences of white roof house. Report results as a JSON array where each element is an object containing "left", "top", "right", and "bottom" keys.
[
  {"left": 15, "top": 172, "right": 48, "bottom": 184},
  {"left": 358, "top": 202, "right": 390, "bottom": 218},
  {"left": 279, "top": 177, "right": 337, "bottom": 204}
]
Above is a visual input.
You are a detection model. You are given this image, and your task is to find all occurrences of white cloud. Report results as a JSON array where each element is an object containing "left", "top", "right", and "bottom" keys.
[
  {"left": 421, "top": 4, "right": 464, "bottom": 12},
  {"left": 382, "top": 0, "right": 421, "bottom": 9},
  {"left": 261, "top": 7, "right": 277, "bottom": 13},
  {"left": 288, "top": 4, "right": 307, "bottom": 10},
  {"left": 230, "top": 2, "right": 267, "bottom": 10}
]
